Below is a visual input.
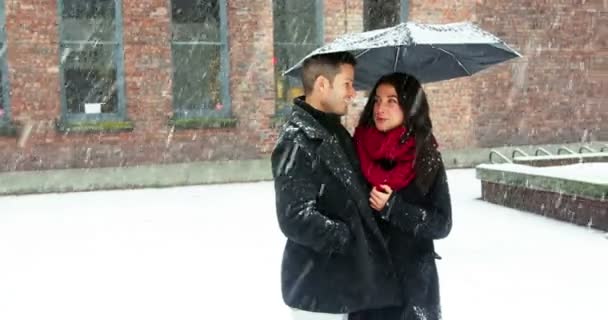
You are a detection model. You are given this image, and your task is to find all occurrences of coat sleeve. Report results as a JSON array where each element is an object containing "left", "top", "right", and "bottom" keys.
[
  {"left": 272, "top": 139, "right": 352, "bottom": 254},
  {"left": 379, "top": 166, "right": 452, "bottom": 240}
]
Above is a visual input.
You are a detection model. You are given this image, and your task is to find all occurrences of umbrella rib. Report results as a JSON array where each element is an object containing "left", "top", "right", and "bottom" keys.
[
  {"left": 393, "top": 47, "right": 400, "bottom": 72},
  {"left": 502, "top": 42, "right": 523, "bottom": 57},
  {"left": 355, "top": 48, "right": 371, "bottom": 58},
  {"left": 431, "top": 45, "right": 472, "bottom": 76}
]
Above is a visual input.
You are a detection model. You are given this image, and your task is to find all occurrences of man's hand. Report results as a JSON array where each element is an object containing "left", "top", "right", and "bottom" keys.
[{"left": 370, "top": 184, "right": 393, "bottom": 211}]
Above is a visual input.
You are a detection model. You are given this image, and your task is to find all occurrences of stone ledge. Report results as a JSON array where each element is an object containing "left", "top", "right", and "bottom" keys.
[
  {"left": 169, "top": 116, "right": 238, "bottom": 129},
  {"left": 0, "top": 159, "right": 272, "bottom": 196},
  {"left": 56, "top": 119, "right": 135, "bottom": 134}
]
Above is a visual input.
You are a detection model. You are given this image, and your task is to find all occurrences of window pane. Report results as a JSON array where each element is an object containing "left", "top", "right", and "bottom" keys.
[
  {"left": 62, "top": 0, "right": 116, "bottom": 42},
  {"left": 62, "top": 0, "right": 115, "bottom": 18},
  {"left": 273, "top": 0, "right": 320, "bottom": 111},
  {"left": 0, "top": 41, "right": 4, "bottom": 119},
  {"left": 0, "top": 69, "right": 4, "bottom": 119},
  {"left": 274, "top": 43, "right": 316, "bottom": 109},
  {"left": 62, "top": 43, "right": 118, "bottom": 114},
  {"left": 273, "top": 0, "right": 318, "bottom": 44},
  {"left": 172, "top": 0, "right": 220, "bottom": 42},
  {"left": 364, "top": 0, "right": 400, "bottom": 31},
  {"left": 172, "top": 44, "right": 222, "bottom": 112}
]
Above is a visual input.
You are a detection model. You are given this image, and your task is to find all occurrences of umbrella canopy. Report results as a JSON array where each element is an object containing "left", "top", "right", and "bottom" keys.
[{"left": 284, "top": 22, "right": 522, "bottom": 89}]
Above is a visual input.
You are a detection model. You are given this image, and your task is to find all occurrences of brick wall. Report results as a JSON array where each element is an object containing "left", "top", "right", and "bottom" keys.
[
  {"left": 227, "top": 0, "right": 276, "bottom": 154},
  {"left": 407, "top": 0, "right": 607, "bottom": 150},
  {"left": 482, "top": 181, "right": 608, "bottom": 232},
  {"left": 1, "top": 0, "right": 62, "bottom": 170},
  {"left": 409, "top": 0, "right": 478, "bottom": 150},
  {"left": 471, "top": 0, "right": 607, "bottom": 147},
  {"left": 0, "top": 0, "right": 276, "bottom": 172},
  {"left": 0, "top": 0, "right": 606, "bottom": 173}
]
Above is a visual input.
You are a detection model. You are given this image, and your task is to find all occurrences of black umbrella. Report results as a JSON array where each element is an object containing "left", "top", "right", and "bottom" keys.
[{"left": 284, "top": 22, "right": 522, "bottom": 89}]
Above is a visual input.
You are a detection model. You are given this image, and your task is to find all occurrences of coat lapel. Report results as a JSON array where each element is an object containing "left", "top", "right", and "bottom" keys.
[{"left": 290, "top": 106, "right": 386, "bottom": 244}]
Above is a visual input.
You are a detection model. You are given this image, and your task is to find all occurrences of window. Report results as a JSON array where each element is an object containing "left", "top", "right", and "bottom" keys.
[
  {"left": 273, "top": 0, "right": 323, "bottom": 113},
  {"left": 58, "top": 0, "right": 126, "bottom": 121},
  {"left": 364, "top": 0, "right": 409, "bottom": 31},
  {"left": 170, "top": 0, "right": 231, "bottom": 118},
  {"left": 0, "top": 0, "right": 10, "bottom": 124}
]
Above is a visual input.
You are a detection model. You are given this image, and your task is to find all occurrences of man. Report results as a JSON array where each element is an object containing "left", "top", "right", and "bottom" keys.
[{"left": 272, "top": 52, "right": 401, "bottom": 320}]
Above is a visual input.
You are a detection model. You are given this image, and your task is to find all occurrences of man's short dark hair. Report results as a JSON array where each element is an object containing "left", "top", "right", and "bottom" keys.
[{"left": 301, "top": 52, "right": 357, "bottom": 95}]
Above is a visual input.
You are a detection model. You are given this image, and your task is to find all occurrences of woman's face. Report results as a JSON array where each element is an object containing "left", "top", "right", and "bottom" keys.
[{"left": 373, "top": 83, "right": 405, "bottom": 132}]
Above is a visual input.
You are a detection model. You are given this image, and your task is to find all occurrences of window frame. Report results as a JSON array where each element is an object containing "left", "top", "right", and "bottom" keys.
[
  {"left": 57, "top": 0, "right": 128, "bottom": 123},
  {"left": 364, "top": 0, "right": 409, "bottom": 31},
  {"left": 0, "top": 0, "right": 11, "bottom": 125},
  {"left": 169, "top": 0, "right": 232, "bottom": 119},
  {"left": 400, "top": 0, "right": 409, "bottom": 22},
  {"left": 272, "top": 0, "right": 324, "bottom": 114}
]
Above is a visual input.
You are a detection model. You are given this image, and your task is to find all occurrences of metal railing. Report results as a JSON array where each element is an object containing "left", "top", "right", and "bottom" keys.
[
  {"left": 489, "top": 144, "right": 608, "bottom": 164},
  {"left": 511, "top": 148, "right": 529, "bottom": 159},
  {"left": 578, "top": 146, "right": 596, "bottom": 153},
  {"left": 534, "top": 147, "right": 552, "bottom": 156},
  {"left": 489, "top": 150, "right": 512, "bottom": 164},
  {"left": 557, "top": 146, "right": 576, "bottom": 155}
]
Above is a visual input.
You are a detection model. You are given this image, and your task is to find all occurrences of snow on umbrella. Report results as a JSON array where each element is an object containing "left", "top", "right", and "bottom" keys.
[{"left": 284, "top": 22, "right": 522, "bottom": 89}]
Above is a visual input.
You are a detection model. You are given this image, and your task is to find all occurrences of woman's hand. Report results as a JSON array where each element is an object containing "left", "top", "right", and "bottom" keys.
[{"left": 370, "top": 184, "right": 393, "bottom": 211}]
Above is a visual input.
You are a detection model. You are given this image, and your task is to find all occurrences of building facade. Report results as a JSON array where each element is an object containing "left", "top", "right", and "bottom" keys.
[{"left": 0, "top": 0, "right": 605, "bottom": 172}]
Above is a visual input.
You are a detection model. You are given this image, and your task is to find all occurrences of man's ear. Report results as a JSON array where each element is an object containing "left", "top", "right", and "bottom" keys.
[{"left": 315, "top": 75, "right": 330, "bottom": 93}]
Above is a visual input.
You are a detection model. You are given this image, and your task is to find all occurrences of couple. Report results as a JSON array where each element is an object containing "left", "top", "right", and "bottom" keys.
[{"left": 272, "top": 52, "right": 452, "bottom": 320}]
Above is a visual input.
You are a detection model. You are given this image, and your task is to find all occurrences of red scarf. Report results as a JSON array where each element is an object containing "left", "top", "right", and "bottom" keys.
[{"left": 354, "top": 125, "right": 417, "bottom": 191}]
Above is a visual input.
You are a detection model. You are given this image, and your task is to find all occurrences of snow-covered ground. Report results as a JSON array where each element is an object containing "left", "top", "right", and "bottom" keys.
[{"left": 0, "top": 169, "right": 606, "bottom": 320}]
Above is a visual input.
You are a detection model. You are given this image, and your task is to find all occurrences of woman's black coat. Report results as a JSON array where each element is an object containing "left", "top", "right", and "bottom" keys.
[{"left": 351, "top": 162, "right": 452, "bottom": 320}]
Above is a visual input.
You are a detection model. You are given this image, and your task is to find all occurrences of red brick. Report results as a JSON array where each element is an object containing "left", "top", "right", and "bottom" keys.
[{"left": 0, "top": 0, "right": 606, "bottom": 172}]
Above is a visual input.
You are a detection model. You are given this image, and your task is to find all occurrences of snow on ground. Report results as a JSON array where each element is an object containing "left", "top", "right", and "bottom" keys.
[
  {"left": 438, "top": 170, "right": 607, "bottom": 320},
  {"left": 478, "top": 162, "right": 608, "bottom": 185},
  {"left": 0, "top": 169, "right": 606, "bottom": 320}
]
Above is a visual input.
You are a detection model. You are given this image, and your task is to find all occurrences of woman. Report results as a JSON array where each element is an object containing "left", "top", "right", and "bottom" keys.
[{"left": 349, "top": 73, "right": 452, "bottom": 320}]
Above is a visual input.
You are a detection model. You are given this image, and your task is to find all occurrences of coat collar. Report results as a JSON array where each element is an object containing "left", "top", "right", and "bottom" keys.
[
  {"left": 287, "top": 98, "right": 387, "bottom": 245},
  {"left": 289, "top": 97, "right": 334, "bottom": 141}
]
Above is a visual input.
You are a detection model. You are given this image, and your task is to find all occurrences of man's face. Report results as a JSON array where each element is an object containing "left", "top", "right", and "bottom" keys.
[{"left": 321, "top": 64, "right": 356, "bottom": 116}]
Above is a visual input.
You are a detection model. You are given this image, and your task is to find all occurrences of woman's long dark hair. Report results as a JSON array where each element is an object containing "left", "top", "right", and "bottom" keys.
[{"left": 358, "top": 72, "right": 441, "bottom": 194}]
